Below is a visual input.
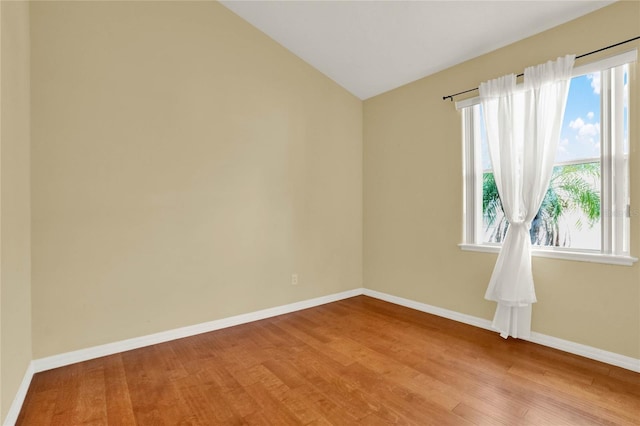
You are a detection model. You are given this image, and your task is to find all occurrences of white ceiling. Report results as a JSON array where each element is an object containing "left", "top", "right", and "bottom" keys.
[{"left": 220, "top": 0, "right": 614, "bottom": 100}]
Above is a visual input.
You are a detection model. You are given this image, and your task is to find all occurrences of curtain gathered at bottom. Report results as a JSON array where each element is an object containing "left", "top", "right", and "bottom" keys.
[{"left": 479, "top": 55, "right": 575, "bottom": 339}]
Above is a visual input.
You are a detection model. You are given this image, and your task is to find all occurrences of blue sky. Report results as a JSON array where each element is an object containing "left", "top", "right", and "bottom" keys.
[{"left": 557, "top": 73, "right": 601, "bottom": 163}]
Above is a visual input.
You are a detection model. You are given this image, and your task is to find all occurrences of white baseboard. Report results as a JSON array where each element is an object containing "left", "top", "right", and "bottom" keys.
[
  {"left": 32, "top": 288, "right": 363, "bottom": 373},
  {"left": 363, "top": 288, "right": 640, "bottom": 373},
  {"left": 9, "top": 286, "right": 637, "bottom": 426},
  {"left": 4, "top": 362, "right": 35, "bottom": 426},
  {"left": 527, "top": 332, "right": 640, "bottom": 373},
  {"left": 30, "top": 287, "right": 640, "bottom": 374},
  {"left": 362, "top": 288, "right": 495, "bottom": 332}
]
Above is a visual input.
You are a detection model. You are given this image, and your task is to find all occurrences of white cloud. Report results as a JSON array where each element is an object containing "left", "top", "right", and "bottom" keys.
[
  {"left": 569, "top": 117, "right": 584, "bottom": 129},
  {"left": 587, "top": 73, "right": 601, "bottom": 95},
  {"left": 578, "top": 122, "right": 600, "bottom": 138},
  {"left": 569, "top": 117, "right": 599, "bottom": 139},
  {"left": 587, "top": 111, "right": 594, "bottom": 120},
  {"left": 567, "top": 116, "right": 600, "bottom": 156}
]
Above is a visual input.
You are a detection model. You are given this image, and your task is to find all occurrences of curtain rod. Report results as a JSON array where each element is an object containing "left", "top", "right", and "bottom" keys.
[{"left": 442, "top": 35, "right": 640, "bottom": 101}]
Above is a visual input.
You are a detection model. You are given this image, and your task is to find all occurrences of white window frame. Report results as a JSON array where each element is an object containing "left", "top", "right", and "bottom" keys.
[{"left": 458, "top": 50, "right": 638, "bottom": 266}]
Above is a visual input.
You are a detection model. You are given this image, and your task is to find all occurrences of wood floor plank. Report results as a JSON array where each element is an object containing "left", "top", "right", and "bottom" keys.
[
  {"left": 48, "top": 363, "right": 89, "bottom": 426},
  {"left": 198, "top": 364, "right": 258, "bottom": 418},
  {"left": 175, "top": 372, "right": 243, "bottom": 424},
  {"left": 73, "top": 361, "right": 108, "bottom": 425},
  {"left": 15, "top": 388, "right": 58, "bottom": 425},
  {"left": 340, "top": 361, "right": 470, "bottom": 426},
  {"left": 451, "top": 402, "right": 505, "bottom": 426},
  {"left": 103, "top": 355, "right": 136, "bottom": 425},
  {"left": 121, "top": 345, "right": 194, "bottom": 425},
  {"left": 17, "top": 296, "right": 640, "bottom": 425},
  {"left": 288, "top": 383, "right": 361, "bottom": 425}
]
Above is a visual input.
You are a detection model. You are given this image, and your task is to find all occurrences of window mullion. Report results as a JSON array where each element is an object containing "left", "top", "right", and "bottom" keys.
[
  {"left": 462, "top": 106, "right": 485, "bottom": 245},
  {"left": 611, "top": 65, "right": 628, "bottom": 255},
  {"left": 472, "top": 106, "right": 483, "bottom": 244},
  {"left": 603, "top": 65, "right": 628, "bottom": 256},
  {"left": 462, "top": 108, "right": 474, "bottom": 244},
  {"left": 601, "top": 69, "right": 613, "bottom": 254}
]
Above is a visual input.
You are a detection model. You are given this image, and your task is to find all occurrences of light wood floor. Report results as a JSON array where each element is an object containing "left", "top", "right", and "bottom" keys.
[{"left": 18, "top": 296, "right": 640, "bottom": 425}]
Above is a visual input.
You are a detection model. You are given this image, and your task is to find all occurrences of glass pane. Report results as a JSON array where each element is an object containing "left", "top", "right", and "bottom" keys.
[
  {"left": 557, "top": 73, "right": 601, "bottom": 163},
  {"left": 480, "top": 74, "right": 602, "bottom": 250},
  {"left": 482, "top": 171, "right": 507, "bottom": 244}
]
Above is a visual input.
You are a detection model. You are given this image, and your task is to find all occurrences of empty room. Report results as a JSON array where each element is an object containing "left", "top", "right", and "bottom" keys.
[{"left": 1, "top": 0, "right": 639, "bottom": 424}]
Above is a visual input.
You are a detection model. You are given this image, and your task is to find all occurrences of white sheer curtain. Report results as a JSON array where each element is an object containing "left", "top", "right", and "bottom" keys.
[{"left": 480, "top": 55, "right": 575, "bottom": 339}]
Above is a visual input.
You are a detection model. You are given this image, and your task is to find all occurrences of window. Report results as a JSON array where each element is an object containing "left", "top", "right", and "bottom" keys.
[{"left": 459, "top": 51, "right": 637, "bottom": 266}]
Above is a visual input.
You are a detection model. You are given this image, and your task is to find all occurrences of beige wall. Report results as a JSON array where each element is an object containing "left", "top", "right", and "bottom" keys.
[
  {"left": 18, "top": 0, "right": 640, "bottom": 391},
  {"left": 1, "top": 0, "right": 32, "bottom": 420},
  {"left": 364, "top": 1, "right": 640, "bottom": 359},
  {"left": 30, "top": 1, "right": 362, "bottom": 358}
]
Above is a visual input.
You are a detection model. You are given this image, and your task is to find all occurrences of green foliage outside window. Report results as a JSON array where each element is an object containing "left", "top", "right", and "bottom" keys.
[{"left": 482, "top": 162, "right": 600, "bottom": 246}]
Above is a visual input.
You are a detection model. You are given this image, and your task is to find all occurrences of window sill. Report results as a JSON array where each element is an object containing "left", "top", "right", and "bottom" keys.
[{"left": 458, "top": 243, "right": 638, "bottom": 266}]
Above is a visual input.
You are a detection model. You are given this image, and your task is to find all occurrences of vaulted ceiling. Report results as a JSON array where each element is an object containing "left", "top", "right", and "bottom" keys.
[{"left": 220, "top": 1, "right": 614, "bottom": 99}]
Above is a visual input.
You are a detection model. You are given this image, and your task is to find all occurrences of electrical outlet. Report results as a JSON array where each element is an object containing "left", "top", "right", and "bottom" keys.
[{"left": 291, "top": 273, "right": 298, "bottom": 286}]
